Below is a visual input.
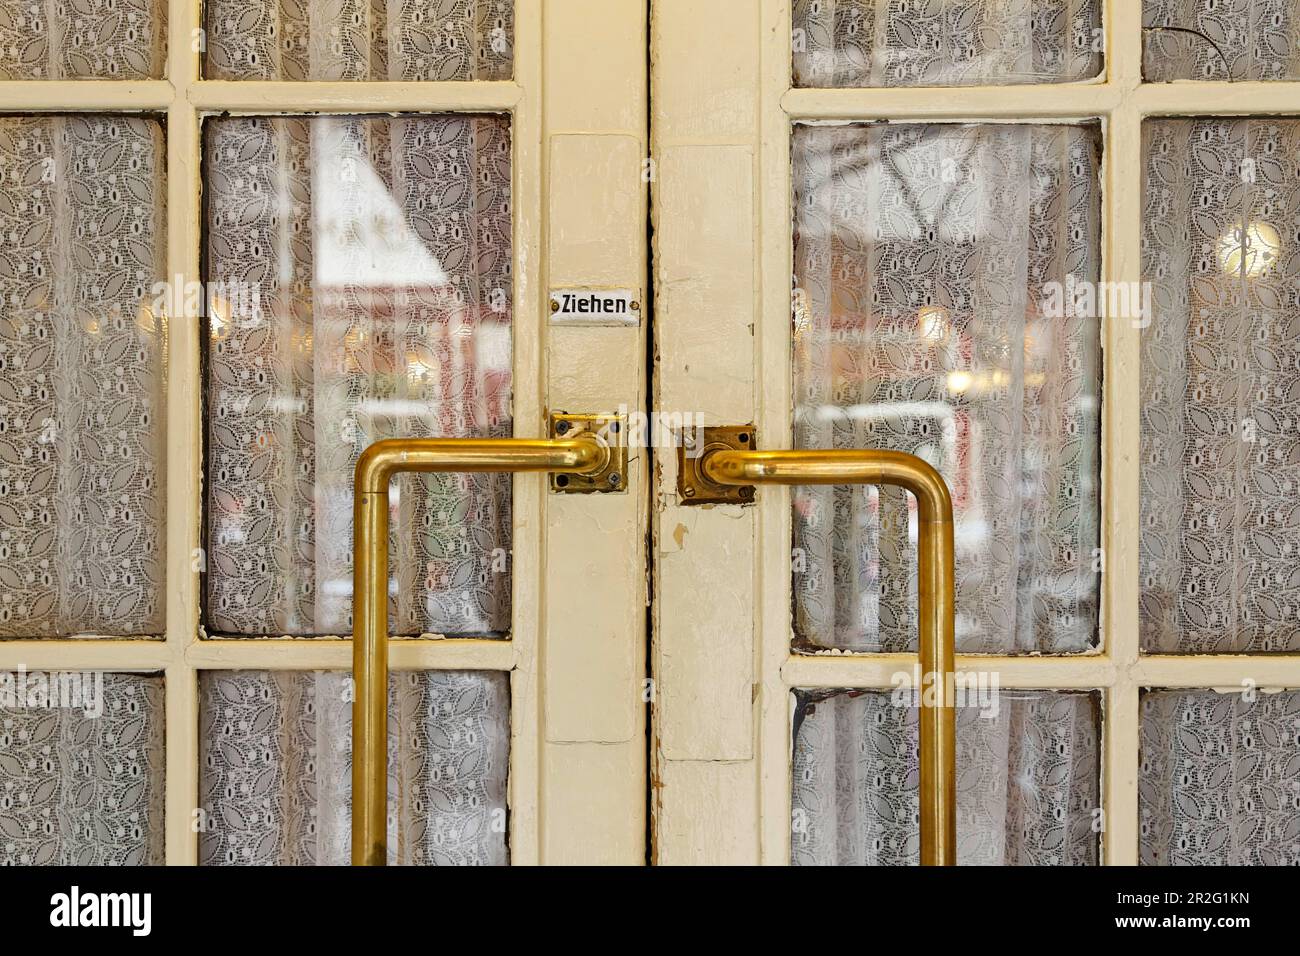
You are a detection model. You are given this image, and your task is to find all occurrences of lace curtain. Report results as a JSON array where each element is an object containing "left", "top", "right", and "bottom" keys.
[
  {"left": 1141, "top": 689, "right": 1300, "bottom": 865},
  {"left": 791, "top": 689, "right": 1099, "bottom": 865},
  {"left": 792, "top": 0, "right": 1102, "bottom": 87},
  {"left": 1141, "top": 118, "right": 1300, "bottom": 653},
  {"left": 1144, "top": 0, "right": 1300, "bottom": 80},
  {"left": 0, "top": 115, "right": 167, "bottom": 638},
  {"left": 0, "top": 0, "right": 166, "bottom": 78},
  {"left": 198, "top": 669, "right": 509, "bottom": 865},
  {"left": 793, "top": 122, "right": 1103, "bottom": 654},
  {"left": 204, "top": 0, "right": 513, "bottom": 80},
  {"left": 204, "top": 114, "right": 512, "bottom": 638},
  {"left": 0, "top": 672, "right": 165, "bottom": 865}
]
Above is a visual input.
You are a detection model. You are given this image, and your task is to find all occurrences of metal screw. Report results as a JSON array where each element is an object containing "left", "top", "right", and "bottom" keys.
[
  {"left": 555, "top": 420, "right": 570, "bottom": 435},
  {"left": 630, "top": 301, "right": 640, "bottom": 311},
  {"left": 550, "top": 299, "right": 560, "bottom": 313},
  {"left": 607, "top": 473, "right": 621, "bottom": 486},
  {"left": 684, "top": 487, "right": 696, "bottom": 498}
]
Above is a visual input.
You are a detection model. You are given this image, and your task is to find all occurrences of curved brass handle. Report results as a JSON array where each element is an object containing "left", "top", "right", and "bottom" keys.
[
  {"left": 685, "top": 438, "right": 957, "bottom": 866},
  {"left": 350, "top": 432, "right": 612, "bottom": 866}
]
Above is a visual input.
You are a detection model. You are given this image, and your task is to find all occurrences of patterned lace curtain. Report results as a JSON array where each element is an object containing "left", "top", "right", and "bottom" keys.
[
  {"left": 792, "top": 690, "right": 1100, "bottom": 865},
  {"left": 793, "top": 122, "right": 1103, "bottom": 655},
  {"left": 0, "top": 1, "right": 167, "bottom": 78},
  {"left": 204, "top": 0, "right": 513, "bottom": 80},
  {"left": 1141, "top": 689, "right": 1300, "bottom": 865},
  {"left": 0, "top": 673, "right": 165, "bottom": 865},
  {"left": 204, "top": 114, "right": 513, "bottom": 638},
  {"left": 792, "top": 0, "right": 1103, "bottom": 87},
  {"left": 198, "top": 670, "right": 509, "bottom": 865},
  {"left": 1144, "top": 0, "right": 1300, "bottom": 80},
  {"left": 1141, "top": 118, "right": 1300, "bottom": 653},
  {"left": 0, "top": 116, "right": 168, "bottom": 638}
]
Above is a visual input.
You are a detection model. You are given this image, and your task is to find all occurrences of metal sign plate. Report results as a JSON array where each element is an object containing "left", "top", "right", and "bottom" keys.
[{"left": 549, "top": 288, "right": 641, "bottom": 326}]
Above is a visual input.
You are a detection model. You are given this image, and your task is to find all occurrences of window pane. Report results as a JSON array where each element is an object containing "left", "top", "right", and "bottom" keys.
[
  {"left": 1141, "top": 118, "right": 1300, "bottom": 654},
  {"left": 792, "top": 122, "right": 1102, "bottom": 654},
  {"left": 0, "top": 1, "right": 166, "bottom": 78},
  {"left": 791, "top": 688, "right": 1100, "bottom": 865},
  {"left": 204, "top": 0, "right": 513, "bottom": 80},
  {"left": 198, "top": 669, "right": 509, "bottom": 865},
  {"left": 0, "top": 672, "right": 165, "bottom": 865},
  {"left": 1141, "top": 688, "right": 1300, "bottom": 865},
  {"left": 0, "top": 116, "right": 167, "bottom": 638},
  {"left": 1144, "top": 0, "right": 1300, "bottom": 81},
  {"left": 203, "top": 115, "right": 512, "bottom": 638},
  {"left": 793, "top": 0, "right": 1103, "bottom": 87}
]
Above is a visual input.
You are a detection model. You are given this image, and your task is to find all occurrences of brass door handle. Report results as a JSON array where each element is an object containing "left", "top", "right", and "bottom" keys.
[
  {"left": 679, "top": 428, "right": 957, "bottom": 866},
  {"left": 350, "top": 418, "right": 623, "bottom": 866}
]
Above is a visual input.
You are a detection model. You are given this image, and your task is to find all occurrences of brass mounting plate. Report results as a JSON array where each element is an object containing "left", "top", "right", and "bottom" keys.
[
  {"left": 549, "top": 412, "right": 628, "bottom": 493},
  {"left": 677, "top": 425, "right": 756, "bottom": 505}
]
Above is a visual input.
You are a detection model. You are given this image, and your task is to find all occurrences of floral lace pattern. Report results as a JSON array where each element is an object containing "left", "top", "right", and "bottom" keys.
[
  {"left": 791, "top": 689, "right": 1100, "bottom": 865},
  {"left": 0, "top": 0, "right": 166, "bottom": 78},
  {"left": 792, "top": 0, "right": 1102, "bottom": 87},
  {"left": 1144, "top": 0, "right": 1300, "bottom": 81},
  {"left": 1140, "top": 689, "right": 1300, "bottom": 865},
  {"left": 0, "top": 672, "right": 165, "bottom": 865},
  {"left": 204, "top": 0, "right": 513, "bottom": 80},
  {"left": 0, "top": 116, "right": 167, "bottom": 638},
  {"left": 1141, "top": 119, "right": 1300, "bottom": 653},
  {"left": 793, "top": 123, "right": 1103, "bottom": 654},
  {"left": 198, "top": 669, "right": 509, "bottom": 865},
  {"left": 204, "top": 115, "right": 512, "bottom": 637}
]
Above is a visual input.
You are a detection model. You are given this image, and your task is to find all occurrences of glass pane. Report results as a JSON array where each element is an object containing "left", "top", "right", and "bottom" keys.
[
  {"left": 198, "top": 669, "right": 509, "bottom": 865},
  {"left": 792, "top": 122, "right": 1102, "bottom": 654},
  {"left": 1141, "top": 118, "right": 1300, "bottom": 654},
  {"left": 0, "top": 116, "right": 167, "bottom": 638},
  {"left": 792, "top": 0, "right": 1103, "bottom": 87},
  {"left": 0, "top": 672, "right": 165, "bottom": 864},
  {"left": 0, "top": 1, "right": 166, "bottom": 78},
  {"left": 204, "top": 0, "right": 513, "bottom": 80},
  {"left": 1141, "top": 688, "right": 1300, "bottom": 865},
  {"left": 1144, "top": 0, "right": 1300, "bottom": 81},
  {"left": 791, "top": 688, "right": 1100, "bottom": 865},
  {"left": 203, "top": 114, "right": 512, "bottom": 638}
]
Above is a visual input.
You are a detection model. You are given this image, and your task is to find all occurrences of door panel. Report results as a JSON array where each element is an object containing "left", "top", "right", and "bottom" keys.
[
  {"left": 650, "top": 0, "right": 1300, "bottom": 867},
  {"left": 0, "top": 0, "right": 647, "bottom": 866}
]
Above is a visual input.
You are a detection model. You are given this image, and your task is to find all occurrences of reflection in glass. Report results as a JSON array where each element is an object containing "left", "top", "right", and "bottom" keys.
[
  {"left": 792, "top": 0, "right": 1102, "bottom": 88},
  {"left": 1141, "top": 118, "right": 1300, "bottom": 654},
  {"left": 204, "top": 115, "right": 512, "bottom": 637},
  {"left": 792, "top": 122, "right": 1103, "bottom": 654},
  {"left": 198, "top": 670, "right": 509, "bottom": 865},
  {"left": 791, "top": 689, "right": 1100, "bottom": 866}
]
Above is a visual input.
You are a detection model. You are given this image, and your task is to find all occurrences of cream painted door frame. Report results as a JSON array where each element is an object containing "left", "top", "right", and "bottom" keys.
[
  {"left": 649, "top": 0, "right": 1300, "bottom": 866},
  {"left": 0, "top": 0, "right": 649, "bottom": 866}
]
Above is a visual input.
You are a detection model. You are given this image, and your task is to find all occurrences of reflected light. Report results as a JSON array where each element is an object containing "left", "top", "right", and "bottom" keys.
[
  {"left": 918, "top": 305, "right": 950, "bottom": 342},
  {"left": 946, "top": 370, "right": 974, "bottom": 394},
  {"left": 209, "top": 296, "right": 230, "bottom": 338},
  {"left": 1218, "top": 221, "right": 1281, "bottom": 278}
]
